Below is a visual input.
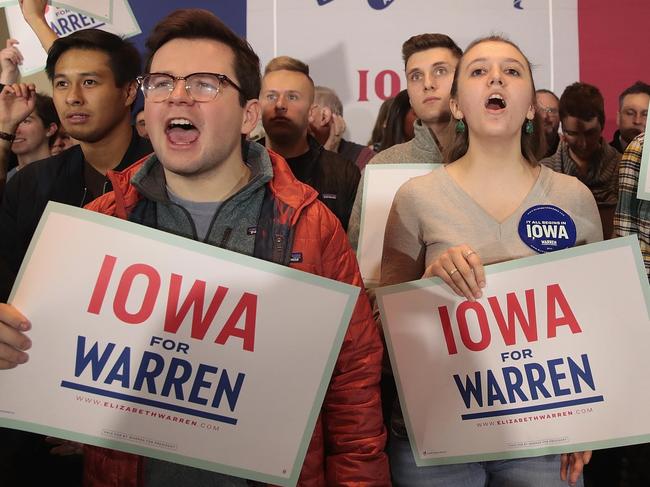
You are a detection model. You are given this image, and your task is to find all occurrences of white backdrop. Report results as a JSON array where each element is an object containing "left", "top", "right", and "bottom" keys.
[{"left": 247, "top": 0, "right": 579, "bottom": 145}]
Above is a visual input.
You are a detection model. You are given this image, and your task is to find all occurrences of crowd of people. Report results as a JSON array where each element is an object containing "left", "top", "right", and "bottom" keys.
[{"left": 0, "top": 1, "right": 648, "bottom": 486}]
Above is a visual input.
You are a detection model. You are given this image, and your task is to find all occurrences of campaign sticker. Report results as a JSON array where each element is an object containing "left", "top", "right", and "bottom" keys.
[{"left": 518, "top": 205, "right": 577, "bottom": 253}]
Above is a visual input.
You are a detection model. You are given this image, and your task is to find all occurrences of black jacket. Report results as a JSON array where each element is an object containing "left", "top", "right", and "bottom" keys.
[
  {"left": 609, "top": 130, "right": 626, "bottom": 154},
  {"left": 261, "top": 135, "right": 360, "bottom": 231},
  {"left": 0, "top": 129, "right": 152, "bottom": 300}
]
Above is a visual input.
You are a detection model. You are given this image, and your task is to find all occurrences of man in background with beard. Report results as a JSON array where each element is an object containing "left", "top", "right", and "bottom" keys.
[{"left": 259, "top": 56, "right": 359, "bottom": 230}]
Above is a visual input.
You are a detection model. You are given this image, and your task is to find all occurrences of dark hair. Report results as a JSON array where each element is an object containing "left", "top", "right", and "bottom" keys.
[
  {"left": 380, "top": 89, "right": 413, "bottom": 151},
  {"left": 402, "top": 33, "right": 462, "bottom": 68},
  {"left": 368, "top": 97, "right": 394, "bottom": 147},
  {"left": 145, "top": 9, "right": 260, "bottom": 107},
  {"left": 33, "top": 93, "right": 60, "bottom": 145},
  {"left": 559, "top": 82, "right": 605, "bottom": 127},
  {"left": 618, "top": 80, "right": 650, "bottom": 108},
  {"left": 445, "top": 35, "right": 544, "bottom": 165},
  {"left": 46, "top": 29, "right": 141, "bottom": 88},
  {"left": 536, "top": 88, "right": 559, "bottom": 102}
]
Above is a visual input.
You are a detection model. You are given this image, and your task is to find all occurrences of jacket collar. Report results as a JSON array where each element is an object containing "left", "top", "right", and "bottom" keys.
[{"left": 106, "top": 141, "right": 319, "bottom": 223}]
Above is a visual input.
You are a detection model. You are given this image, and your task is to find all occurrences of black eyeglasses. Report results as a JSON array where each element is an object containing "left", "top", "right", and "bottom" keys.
[{"left": 137, "top": 72, "right": 243, "bottom": 102}]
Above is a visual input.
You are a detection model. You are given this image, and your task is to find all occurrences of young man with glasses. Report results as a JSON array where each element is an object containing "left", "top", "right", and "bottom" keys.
[{"left": 0, "top": 8, "right": 389, "bottom": 487}]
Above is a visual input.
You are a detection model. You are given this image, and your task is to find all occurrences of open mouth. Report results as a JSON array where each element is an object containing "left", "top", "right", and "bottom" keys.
[
  {"left": 166, "top": 118, "right": 199, "bottom": 145},
  {"left": 485, "top": 94, "right": 506, "bottom": 111}
]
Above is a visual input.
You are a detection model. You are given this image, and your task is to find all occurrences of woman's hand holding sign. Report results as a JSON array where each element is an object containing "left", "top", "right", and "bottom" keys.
[
  {"left": 0, "top": 303, "right": 31, "bottom": 369},
  {"left": 423, "top": 245, "right": 486, "bottom": 301}
]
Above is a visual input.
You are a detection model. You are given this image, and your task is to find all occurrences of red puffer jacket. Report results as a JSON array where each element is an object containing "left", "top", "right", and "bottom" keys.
[{"left": 83, "top": 149, "right": 390, "bottom": 486}]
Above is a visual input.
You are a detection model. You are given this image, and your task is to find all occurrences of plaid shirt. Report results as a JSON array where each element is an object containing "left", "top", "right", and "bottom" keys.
[{"left": 614, "top": 133, "right": 649, "bottom": 278}]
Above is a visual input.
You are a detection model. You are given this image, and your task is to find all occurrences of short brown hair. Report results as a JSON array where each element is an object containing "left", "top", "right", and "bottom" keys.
[
  {"left": 559, "top": 82, "right": 605, "bottom": 127},
  {"left": 145, "top": 9, "right": 260, "bottom": 107},
  {"left": 402, "top": 33, "right": 462, "bottom": 68},
  {"left": 618, "top": 80, "right": 650, "bottom": 108},
  {"left": 264, "top": 56, "right": 312, "bottom": 81},
  {"left": 263, "top": 56, "right": 315, "bottom": 102}
]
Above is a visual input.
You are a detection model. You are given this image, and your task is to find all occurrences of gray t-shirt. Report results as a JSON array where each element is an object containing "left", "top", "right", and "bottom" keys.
[{"left": 167, "top": 188, "right": 221, "bottom": 241}]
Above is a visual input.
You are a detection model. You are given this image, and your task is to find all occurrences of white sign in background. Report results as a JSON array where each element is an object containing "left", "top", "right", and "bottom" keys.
[
  {"left": 0, "top": 1, "right": 112, "bottom": 20},
  {"left": 0, "top": 203, "right": 359, "bottom": 486},
  {"left": 5, "top": 0, "right": 140, "bottom": 76},
  {"left": 357, "top": 164, "right": 437, "bottom": 285},
  {"left": 52, "top": 0, "right": 113, "bottom": 22},
  {"left": 247, "top": 0, "right": 579, "bottom": 144},
  {"left": 377, "top": 237, "right": 650, "bottom": 465}
]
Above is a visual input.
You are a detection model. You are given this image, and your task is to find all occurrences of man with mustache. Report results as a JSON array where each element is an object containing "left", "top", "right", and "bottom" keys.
[{"left": 260, "top": 56, "right": 360, "bottom": 230}]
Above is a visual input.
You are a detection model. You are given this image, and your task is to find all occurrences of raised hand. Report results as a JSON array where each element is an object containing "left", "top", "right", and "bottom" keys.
[
  {"left": 0, "top": 39, "right": 24, "bottom": 85},
  {"left": 0, "top": 83, "right": 37, "bottom": 134}
]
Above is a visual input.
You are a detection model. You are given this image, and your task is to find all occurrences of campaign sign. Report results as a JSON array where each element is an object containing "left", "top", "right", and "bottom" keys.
[
  {"left": 5, "top": 0, "right": 140, "bottom": 76},
  {"left": 376, "top": 237, "right": 650, "bottom": 465},
  {"left": 635, "top": 101, "right": 650, "bottom": 201},
  {"left": 357, "top": 164, "right": 437, "bottom": 285},
  {"left": 0, "top": 202, "right": 359, "bottom": 486},
  {"left": 52, "top": 0, "right": 113, "bottom": 22}
]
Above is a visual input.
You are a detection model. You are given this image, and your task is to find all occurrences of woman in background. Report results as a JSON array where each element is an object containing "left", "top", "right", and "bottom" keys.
[
  {"left": 8, "top": 92, "right": 59, "bottom": 180},
  {"left": 368, "top": 96, "right": 394, "bottom": 151},
  {"left": 379, "top": 89, "right": 416, "bottom": 151}
]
